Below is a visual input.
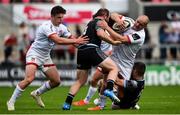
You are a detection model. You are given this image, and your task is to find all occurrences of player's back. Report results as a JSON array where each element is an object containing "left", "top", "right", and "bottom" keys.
[
  {"left": 82, "top": 18, "right": 103, "bottom": 47},
  {"left": 118, "top": 80, "right": 145, "bottom": 109}
]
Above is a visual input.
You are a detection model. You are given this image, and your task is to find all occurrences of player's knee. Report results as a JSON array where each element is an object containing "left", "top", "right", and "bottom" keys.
[
  {"left": 24, "top": 76, "right": 34, "bottom": 84},
  {"left": 79, "top": 78, "right": 87, "bottom": 86},
  {"left": 91, "top": 79, "right": 98, "bottom": 87},
  {"left": 52, "top": 79, "right": 61, "bottom": 87},
  {"left": 110, "top": 67, "right": 118, "bottom": 73},
  {"left": 55, "top": 80, "right": 61, "bottom": 86}
]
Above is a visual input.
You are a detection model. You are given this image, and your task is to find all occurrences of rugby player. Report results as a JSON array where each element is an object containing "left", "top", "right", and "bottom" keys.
[{"left": 7, "top": 5, "right": 88, "bottom": 111}]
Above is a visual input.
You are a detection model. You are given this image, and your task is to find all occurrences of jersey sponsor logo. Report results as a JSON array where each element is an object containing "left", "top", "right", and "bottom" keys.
[{"left": 132, "top": 33, "right": 140, "bottom": 40}]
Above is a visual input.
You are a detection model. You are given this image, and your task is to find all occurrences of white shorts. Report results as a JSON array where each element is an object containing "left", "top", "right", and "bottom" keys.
[
  {"left": 26, "top": 54, "right": 55, "bottom": 72},
  {"left": 110, "top": 56, "right": 132, "bottom": 80},
  {"left": 101, "top": 41, "right": 112, "bottom": 54}
]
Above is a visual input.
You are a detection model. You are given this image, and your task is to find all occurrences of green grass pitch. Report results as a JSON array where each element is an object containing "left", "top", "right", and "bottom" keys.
[{"left": 0, "top": 85, "right": 180, "bottom": 114}]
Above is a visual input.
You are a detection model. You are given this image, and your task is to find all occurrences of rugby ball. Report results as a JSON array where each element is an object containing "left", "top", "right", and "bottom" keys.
[
  {"left": 123, "top": 17, "right": 135, "bottom": 32},
  {"left": 112, "top": 22, "right": 121, "bottom": 32},
  {"left": 112, "top": 17, "right": 134, "bottom": 33}
]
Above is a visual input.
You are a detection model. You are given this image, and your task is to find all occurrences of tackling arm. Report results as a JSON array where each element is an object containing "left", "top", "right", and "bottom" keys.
[
  {"left": 97, "top": 29, "right": 122, "bottom": 45},
  {"left": 105, "top": 26, "right": 130, "bottom": 43},
  {"left": 48, "top": 34, "right": 89, "bottom": 45},
  {"left": 98, "top": 20, "right": 130, "bottom": 43},
  {"left": 110, "top": 12, "right": 125, "bottom": 30}
]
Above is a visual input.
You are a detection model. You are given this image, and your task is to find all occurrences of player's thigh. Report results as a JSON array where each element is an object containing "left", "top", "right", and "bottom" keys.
[
  {"left": 99, "top": 57, "right": 118, "bottom": 71},
  {"left": 92, "top": 69, "right": 104, "bottom": 82},
  {"left": 44, "top": 66, "right": 60, "bottom": 82},
  {"left": 25, "top": 64, "right": 38, "bottom": 80},
  {"left": 77, "top": 69, "right": 88, "bottom": 82}
]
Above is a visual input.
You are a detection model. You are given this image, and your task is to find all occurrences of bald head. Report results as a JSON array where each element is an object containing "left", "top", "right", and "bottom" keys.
[
  {"left": 137, "top": 15, "right": 149, "bottom": 26},
  {"left": 133, "top": 15, "right": 149, "bottom": 31}
]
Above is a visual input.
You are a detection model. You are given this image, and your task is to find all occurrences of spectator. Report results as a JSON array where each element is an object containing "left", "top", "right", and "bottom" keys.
[
  {"left": 3, "top": 33, "right": 17, "bottom": 64},
  {"left": 67, "top": 45, "right": 76, "bottom": 63},
  {"left": 166, "top": 33, "right": 179, "bottom": 59},
  {"left": 159, "top": 21, "right": 170, "bottom": 59},
  {"left": 75, "top": 24, "right": 82, "bottom": 36},
  {"left": 170, "top": 12, "right": 180, "bottom": 40},
  {"left": 167, "top": 13, "right": 180, "bottom": 59},
  {"left": 17, "top": 22, "right": 29, "bottom": 65}
]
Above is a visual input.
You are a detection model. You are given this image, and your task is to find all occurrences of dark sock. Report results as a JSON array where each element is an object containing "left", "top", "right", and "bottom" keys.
[
  {"left": 106, "top": 79, "right": 114, "bottom": 91},
  {"left": 65, "top": 93, "right": 74, "bottom": 105}
]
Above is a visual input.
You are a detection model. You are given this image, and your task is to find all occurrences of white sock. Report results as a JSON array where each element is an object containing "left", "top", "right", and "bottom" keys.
[
  {"left": 35, "top": 81, "right": 51, "bottom": 95},
  {"left": 99, "top": 95, "right": 106, "bottom": 108},
  {"left": 9, "top": 85, "right": 24, "bottom": 104},
  {"left": 84, "top": 86, "right": 97, "bottom": 102}
]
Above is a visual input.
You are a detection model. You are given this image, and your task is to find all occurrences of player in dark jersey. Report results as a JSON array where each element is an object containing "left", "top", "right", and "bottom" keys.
[
  {"left": 62, "top": 8, "right": 122, "bottom": 110},
  {"left": 112, "top": 61, "right": 146, "bottom": 109},
  {"left": 88, "top": 61, "right": 146, "bottom": 110}
]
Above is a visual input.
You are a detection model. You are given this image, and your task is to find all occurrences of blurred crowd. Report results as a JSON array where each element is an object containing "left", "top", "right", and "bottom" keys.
[
  {"left": 1, "top": 0, "right": 180, "bottom": 65},
  {"left": 137, "top": 12, "right": 180, "bottom": 64},
  {"left": 3, "top": 16, "right": 180, "bottom": 66},
  {"left": 158, "top": 13, "right": 180, "bottom": 61},
  {"left": 2, "top": 22, "right": 81, "bottom": 66},
  {"left": 2, "top": 12, "right": 180, "bottom": 66}
]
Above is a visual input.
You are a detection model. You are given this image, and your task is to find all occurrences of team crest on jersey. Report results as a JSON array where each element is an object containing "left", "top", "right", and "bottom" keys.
[
  {"left": 31, "top": 57, "right": 36, "bottom": 62},
  {"left": 59, "top": 30, "right": 63, "bottom": 35},
  {"left": 132, "top": 33, "right": 140, "bottom": 40}
]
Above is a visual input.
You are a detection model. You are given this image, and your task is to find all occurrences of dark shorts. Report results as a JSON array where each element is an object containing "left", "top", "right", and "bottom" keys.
[{"left": 77, "top": 46, "right": 107, "bottom": 69}]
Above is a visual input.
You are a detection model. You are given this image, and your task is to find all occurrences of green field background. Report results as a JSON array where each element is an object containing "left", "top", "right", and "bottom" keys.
[{"left": 0, "top": 86, "right": 180, "bottom": 114}]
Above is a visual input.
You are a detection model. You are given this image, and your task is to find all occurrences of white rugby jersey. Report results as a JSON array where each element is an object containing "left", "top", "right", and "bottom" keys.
[
  {"left": 27, "top": 21, "right": 71, "bottom": 58},
  {"left": 100, "top": 40, "right": 112, "bottom": 52},
  {"left": 111, "top": 19, "right": 145, "bottom": 80}
]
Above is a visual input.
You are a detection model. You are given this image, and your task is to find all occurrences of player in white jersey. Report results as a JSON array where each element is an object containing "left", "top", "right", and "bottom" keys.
[
  {"left": 87, "top": 13, "right": 149, "bottom": 110},
  {"left": 108, "top": 13, "right": 149, "bottom": 80},
  {"left": 7, "top": 5, "right": 88, "bottom": 111}
]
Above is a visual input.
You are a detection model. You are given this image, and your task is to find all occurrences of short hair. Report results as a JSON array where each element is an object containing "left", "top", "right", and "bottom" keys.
[
  {"left": 133, "top": 62, "right": 146, "bottom": 77},
  {"left": 93, "top": 8, "right": 110, "bottom": 19},
  {"left": 51, "top": 6, "right": 66, "bottom": 16}
]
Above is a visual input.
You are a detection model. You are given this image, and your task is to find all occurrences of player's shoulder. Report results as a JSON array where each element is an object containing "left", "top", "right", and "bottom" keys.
[
  {"left": 39, "top": 21, "right": 53, "bottom": 30},
  {"left": 59, "top": 23, "right": 68, "bottom": 29},
  {"left": 136, "top": 29, "right": 145, "bottom": 38},
  {"left": 136, "top": 80, "right": 145, "bottom": 88},
  {"left": 130, "top": 28, "right": 145, "bottom": 40}
]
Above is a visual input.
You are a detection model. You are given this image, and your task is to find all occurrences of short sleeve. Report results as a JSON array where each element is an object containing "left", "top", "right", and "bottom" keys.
[
  {"left": 61, "top": 25, "right": 72, "bottom": 37},
  {"left": 127, "top": 31, "right": 145, "bottom": 44},
  {"left": 95, "top": 19, "right": 103, "bottom": 31},
  {"left": 42, "top": 24, "right": 57, "bottom": 37}
]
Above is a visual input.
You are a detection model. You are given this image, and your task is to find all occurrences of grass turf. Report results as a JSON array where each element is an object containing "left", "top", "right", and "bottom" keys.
[{"left": 0, "top": 85, "right": 180, "bottom": 114}]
